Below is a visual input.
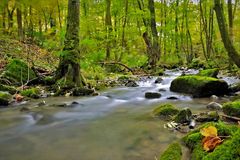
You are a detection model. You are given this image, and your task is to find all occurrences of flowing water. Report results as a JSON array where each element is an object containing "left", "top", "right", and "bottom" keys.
[{"left": 0, "top": 70, "right": 238, "bottom": 160}]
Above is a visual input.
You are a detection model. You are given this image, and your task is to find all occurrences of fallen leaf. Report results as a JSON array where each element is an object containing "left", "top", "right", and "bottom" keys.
[
  {"left": 15, "top": 94, "right": 24, "bottom": 102},
  {"left": 200, "top": 126, "right": 218, "bottom": 137},
  {"left": 202, "top": 136, "right": 222, "bottom": 152}
]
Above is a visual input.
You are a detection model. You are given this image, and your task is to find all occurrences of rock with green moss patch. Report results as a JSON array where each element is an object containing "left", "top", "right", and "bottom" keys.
[
  {"left": 159, "top": 142, "right": 182, "bottom": 160},
  {"left": 229, "top": 82, "right": 240, "bottom": 92},
  {"left": 196, "top": 111, "right": 219, "bottom": 122},
  {"left": 72, "top": 87, "right": 94, "bottom": 96},
  {"left": 0, "top": 92, "right": 12, "bottom": 106},
  {"left": 222, "top": 101, "right": 240, "bottom": 118},
  {"left": 153, "top": 104, "right": 179, "bottom": 120},
  {"left": 183, "top": 122, "right": 239, "bottom": 160},
  {"left": 21, "top": 88, "right": 40, "bottom": 99},
  {"left": 197, "top": 68, "right": 219, "bottom": 78},
  {"left": 0, "top": 84, "right": 16, "bottom": 94},
  {"left": 0, "top": 59, "right": 36, "bottom": 85},
  {"left": 170, "top": 75, "right": 229, "bottom": 97},
  {"left": 174, "top": 108, "right": 192, "bottom": 124}
]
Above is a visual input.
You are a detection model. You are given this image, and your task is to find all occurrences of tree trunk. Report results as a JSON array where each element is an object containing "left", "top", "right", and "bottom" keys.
[
  {"left": 228, "top": 0, "right": 233, "bottom": 41},
  {"left": 55, "top": 0, "right": 85, "bottom": 87},
  {"left": 148, "top": 0, "right": 160, "bottom": 68},
  {"left": 214, "top": 0, "right": 240, "bottom": 68},
  {"left": 17, "top": 7, "right": 24, "bottom": 41},
  {"left": 105, "top": 0, "right": 112, "bottom": 61}
]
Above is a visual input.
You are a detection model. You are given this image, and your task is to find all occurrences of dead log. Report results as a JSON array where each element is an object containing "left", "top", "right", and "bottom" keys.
[
  {"left": 99, "top": 61, "right": 134, "bottom": 73},
  {"left": 221, "top": 114, "right": 240, "bottom": 121}
]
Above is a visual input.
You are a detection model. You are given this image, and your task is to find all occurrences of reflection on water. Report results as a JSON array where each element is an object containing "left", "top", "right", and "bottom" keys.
[{"left": 0, "top": 70, "right": 235, "bottom": 160}]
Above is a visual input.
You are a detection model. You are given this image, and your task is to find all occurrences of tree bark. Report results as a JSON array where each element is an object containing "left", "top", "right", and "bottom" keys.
[
  {"left": 105, "top": 0, "right": 112, "bottom": 61},
  {"left": 148, "top": 0, "right": 160, "bottom": 68},
  {"left": 214, "top": 0, "right": 240, "bottom": 68},
  {"left": 55, "top": 0, "right": 85, "bottom": 87},
  {"left": 17, "top": 7, "right": 24, "bottom": 41}
]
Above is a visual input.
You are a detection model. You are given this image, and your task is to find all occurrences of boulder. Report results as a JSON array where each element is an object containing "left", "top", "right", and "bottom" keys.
[
  {"left": 155, "top": 77, "right": 163, "bottom": 84},
  {"left": 0, "top": 59, "right": 36, "bottom": 85},
  {"left": 229, "top": 82, "right": 240, "bottom": 93},
  {"left": 167, "top": 96, "right": 178, "bottom": 100},
  {"left": 170, "top": 75, "right": 229, "bottom": 97},
  {"left": 145, "top": 92, "right": 161, "bottom": 99},
  {"left": 152, "top": 104, "right": 179, "bottom": 120},
  {"left": 0, "top": 92, "right": 12, "bottom": 106},
  {"left": 197, "top": 68, "right": 219, "bottom": 78},
  {"left": 195, "top": 111, "right": 219, "bottom": 122},
  {"left": 159, "top": 88, "right": 167, "bottom": 92},
  {"left": 72, "top": 88, "right": 94, "bottom": 96},
  {"left": 159, "top": 142, "right": 182, "bottom": 160},
  {"left": 206, "top": 102, "right": 222, "bottom": 110},
  {"left": 174, "top": 108, "right": 192, "bottom": 124},
  {"left": 125, "top": 80, "right": 138, "bottom": 87},
  {"left": 222, "top": 101, "right": 240, "bottom": 118}
]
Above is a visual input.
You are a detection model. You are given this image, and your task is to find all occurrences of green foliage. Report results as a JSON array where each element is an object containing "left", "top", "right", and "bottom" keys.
[
  {"left": 152, "top": 104, "right": 179, "bottom": 120},
  {"left": 159, "top": 142, "right": 182, "bottom": 160},
  {"left": 0, "top": 84, "right": 16, "bottom": 94}
]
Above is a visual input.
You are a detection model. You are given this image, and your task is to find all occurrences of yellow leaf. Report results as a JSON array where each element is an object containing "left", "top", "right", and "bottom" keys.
[{"left": 200, "top": 126, "right": 218, "bottom": 137}]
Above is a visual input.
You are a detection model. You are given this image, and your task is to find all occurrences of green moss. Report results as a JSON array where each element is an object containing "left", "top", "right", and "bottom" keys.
[
  {"left": 0, "top": 92, "right": 12, "bottom": 106},
  {"left": 170, "top": 75, "right": 228, "bottom": 97},
  {"left": 223, "top": 101, "right": 240, "bottom": 118},
  {"left": 198, "top": 68, "right": 219, "bottom": 78},
  {"left": 159, "top": 142, "right": 182, "bottom": 160},
  {"left": 203, "top": 129, "right": 240, "bottom": 160},
  {"left": 0, "top": 84, "right": 16, "bottom": 94},
  {"left": 0, "top": 59, "right": 36, "bottom": 85},
  {"left": 182, "top": 122, "right": 238, "bottom": 160},
  {"left": 153, "top": 104, "right": 179, "bottom": 120},
  {"left": 189, "top": 58, "right": 207, "bottom": 69},
  {"left": 21, "top": 88, "right": 40, "bottom": 99},
  {"left": 174, "top": 108, "right": 192, "bottom": 123},
  {"left": 43, "top": 76, "right": 55, "bottom": 85}
]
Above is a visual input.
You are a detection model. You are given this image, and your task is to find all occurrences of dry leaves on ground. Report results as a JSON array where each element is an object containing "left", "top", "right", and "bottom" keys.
[{"left": 200, "top": 126, "right": 223, "bottom": 152}]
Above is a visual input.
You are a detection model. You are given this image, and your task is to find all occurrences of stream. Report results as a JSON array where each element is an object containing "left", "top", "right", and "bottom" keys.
[{"left": 0, "top": 70, "right": 238, "bottom": 160}]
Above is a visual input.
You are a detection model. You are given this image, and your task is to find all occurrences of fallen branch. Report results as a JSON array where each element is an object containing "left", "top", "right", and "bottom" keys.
[
  {"left": 221, "top": 114, "right": 240, "bottom": 121},
  {"left": 99, "top": 61, "right": 134, "bottom": 73}
]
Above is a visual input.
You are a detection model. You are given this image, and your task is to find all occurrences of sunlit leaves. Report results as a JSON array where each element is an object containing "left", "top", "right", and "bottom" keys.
[{"left": 200, "top": 126, "right": 223, "bottom": 152}]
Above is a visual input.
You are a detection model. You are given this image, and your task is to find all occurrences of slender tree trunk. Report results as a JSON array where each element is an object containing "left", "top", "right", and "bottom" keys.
[
  {"left": 57, "top": 0, "right": 62, "bottom": 29},
  {"left": 105, "top": 0, "right": 112, "bottom": 61},
  {"left": 7, "top": 3, "right": 16, "bottom": 33},
  {"left": 2, "top": 7, "right": 6, "bottom": 32},
  {"left": 119, "top": 0, "right": 128, "bottom": 61},
  {"left": 214, "top": 0, "right": 240, "bottom": 68},
  {"left": 56, "top": 0, "right": 85, "bottom": 87},
  {"left": 175, "top": 0, "right": 179, "bottom": 56},
  {"left": 148, "top": 0, "right": 160, "bottom": 68},
  {"left": 228, "top": 0, "right": 233, "bottom": 41},
  {"left": 17, "top": 7, "right": 24, "bottom": 41}
]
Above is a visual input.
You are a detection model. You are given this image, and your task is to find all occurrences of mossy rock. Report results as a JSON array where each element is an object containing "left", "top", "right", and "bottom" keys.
[
  {"left": 0, "top": 59, "right": 36, "bottom": 85},
  {"left": 0, "top": 92, "right": 12, "bottom": 106},
  {"left": 20, "top": 88, "right": 40, "bottom": 99},
  {"left": 159, "top": 142, "right": 182, "bottom": 160},
  {"left": 170, "top": 75, "right": 229, "bottom": 97},
  {"left": 222, "top": 101, "right": 240, "bottom": 118},
  {"left": 72, "top": 87, "right": 94, "bottom": 96},
  {"left": 174, "top": 108, "right": 192, "bottom": 124},
  {"left": 182, "top": 122, "right": 239, "bottom": 160},
  {"left": 0, "top": 84, "right": 16, "bottom": 94},
  {"left": 153, "top": 104, "right": 179, "bottom": 120},
  {"left": 198, "top": 68, "right": 219, "bottom": 78},
  {"left": 43, "top": 76, "right": 55, "bottom": 85},
  {"left": 196, "top": 111, "right": 220, "bottom": 122}
]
